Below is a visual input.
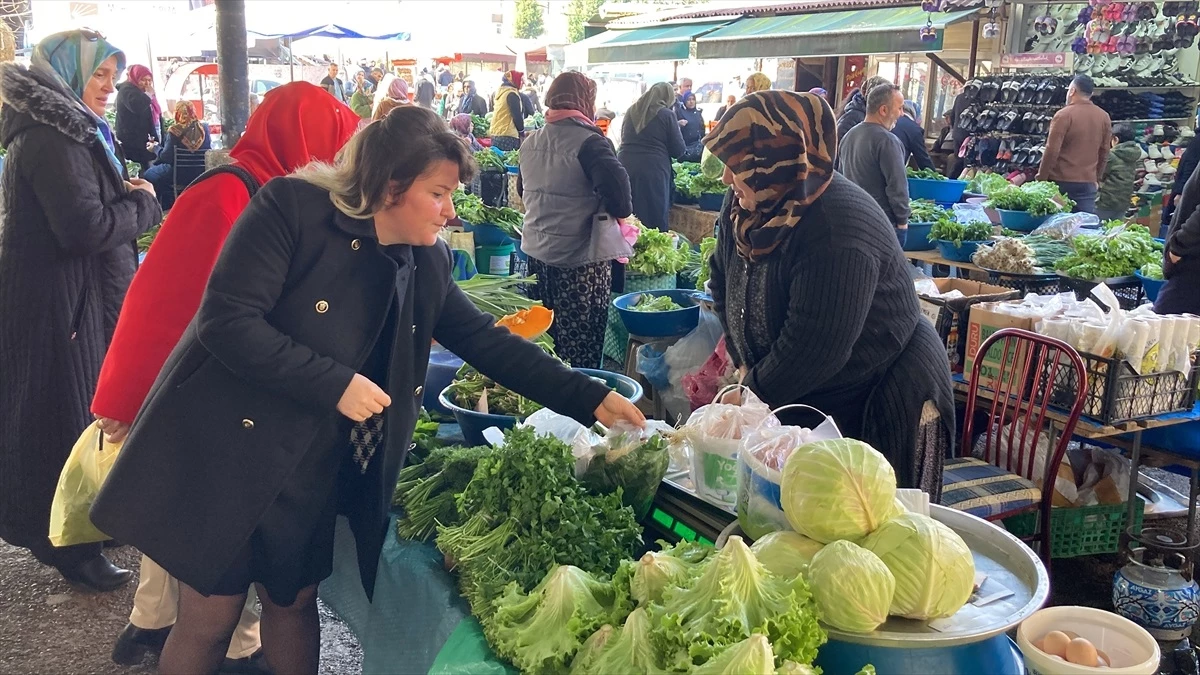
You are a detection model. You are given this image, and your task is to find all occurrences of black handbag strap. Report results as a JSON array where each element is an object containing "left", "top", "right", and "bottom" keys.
[{"left": 184, "top": 163, "right": 261, "bottom": 198}]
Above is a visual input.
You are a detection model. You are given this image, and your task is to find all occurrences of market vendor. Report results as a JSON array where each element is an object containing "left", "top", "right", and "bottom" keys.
[
  {"left": 705, "top": 91, "right": 954, "bottom": 496},
  {"left": 1159, "top": 164, "right": 1200, "bottom": 314},
  {"left": 91, "top": 106, "right": 645, "bottom": 675}
]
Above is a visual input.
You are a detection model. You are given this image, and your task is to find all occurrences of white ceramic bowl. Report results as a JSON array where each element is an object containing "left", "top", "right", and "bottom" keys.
[{"left": 1016, "top": 606, "right": 1160, "bottom": 675}]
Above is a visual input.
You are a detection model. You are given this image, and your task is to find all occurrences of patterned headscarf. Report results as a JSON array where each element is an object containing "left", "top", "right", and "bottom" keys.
[
  {"left": 387, "top": 76, "right": 410, "bottom": 103},
  {"left": 126, "top": 64, "right": 161, "bottom": 130},
  {"left": 545, "top": 71, "right": 596, "bottom": 121},
  {"left": 702, "top": 91, "right": 836, "bottom": 262},
  {"left": 168, "top": 100, "right": 205, "bottom": 151},
  {"left": 31, "top": 29, "right": 126, "bottom": 173},
  {"left": 626, "top": 81, "right": 675, "bottom": 134},
  {"left": 503, "top": 70, "right": 524, "bottom": 90},
  {"left": 745, "top": 72, "right": 772, "bottom": 95}
]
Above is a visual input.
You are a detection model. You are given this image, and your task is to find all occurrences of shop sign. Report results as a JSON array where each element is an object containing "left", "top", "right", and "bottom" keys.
[{"left": 999, "top": 52, "right": 1071, "bottom": 69}]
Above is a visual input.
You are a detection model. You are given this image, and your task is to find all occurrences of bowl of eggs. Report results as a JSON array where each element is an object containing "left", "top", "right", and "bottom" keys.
[{"left": 1016, "top": 606, "right": 1160, "bottom": 674}]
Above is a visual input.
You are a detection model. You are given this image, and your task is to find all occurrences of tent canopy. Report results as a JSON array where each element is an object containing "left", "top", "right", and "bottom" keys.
[
  {"left": 588, "top": 21, "right": 729, "bottom": 64},
  {"left": 249, "top": 24, "right": 410, "bottom": 41}
]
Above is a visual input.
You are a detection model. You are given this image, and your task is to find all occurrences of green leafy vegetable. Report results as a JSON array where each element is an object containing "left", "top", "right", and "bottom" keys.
[
  {"left": 1021, "top": 234, "right": 1075, "bottom": 268},
  {"left": 479, "top": 204, "right": 524, "bottom": 239},
  {"left": 571, "top": 607, "right": 665, "bottom": 674},
  {"left": 570, "top": 625, "right": 615, "bottom": 674},
  {"left": 908, "top": 199, "right": 948, "bottom": 224},
  {"left": 906, "top": 167, "right": 946, "bottom": 181},
  {"left": 453, "top": 189, "right": 486, "bottom": 225},
  {"left": 454, "top": 274, "right": 539, "bottom": 318},
  {"left": 860, "top": 512, "right": 975, "bottom": 620},
  {"left": 393, "top": 444, "right": 491, "bottom": 542},
  {"left": 749, "top": 531, "right": 824, "bottom": 580},
  {"left": 807, "top": 540, "right": 895, "bottom": 634},
  {"left": 449, "top": 360, "right": 548, "bottom": 418},
  {"left": 475, "top": 149, "right": 505, "bottom": 171},
  {"left": 632, "top": 295, "right": 684, "bottom": 312},
  {"left": 985, "top": 181, "right": 1074, "bottom": 216},
  {"left": 1054, "top": 221, "right": 1163, "bottom": 279},
  {"left": 780, "top": 438, "right": 901, "bottom": 544},
  {"left": 692, "top": 634, "right": 777, "bottom": 675},
  {"left": 502, "top": 149, "right": 519, "bottom": 166},
  {"left": 629, "top": 226, "right": 688, "bottom": 277},
  {"left": 615, "top": 540, "right": 711, "bottom": 607},
  {"left": 137, "top": 224, "right": 161, "bottom": 253},
  {"left": 578, "top": 432, "right": 670, "bottom": 518},
  {"left": 1140, "top": 261, "right": 1164, "bottom": 280},
  {"left": 471, "top": 114, "right": 490, "bottom": 137},
  {"left": 927, "top": 216, "right": 993, "bottom": 247},
  {"left": 966, "top": 172, "right": 1009, "bottom": 196},
  {"left": 696, "top": 237, "right": 718, "bottom": 291}
]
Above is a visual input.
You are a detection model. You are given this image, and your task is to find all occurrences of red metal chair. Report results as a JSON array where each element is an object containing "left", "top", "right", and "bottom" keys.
[{"left": 942, "top": 328, "right": 1088, "bottom": 564}]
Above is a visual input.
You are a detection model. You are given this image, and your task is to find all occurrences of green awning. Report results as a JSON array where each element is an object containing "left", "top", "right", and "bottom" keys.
[
  {"left": 588, "top": 21, "right": 728, "bottom": 64},
  {"left": 695, "top": 7, "right": 980, "bottom": 59}
]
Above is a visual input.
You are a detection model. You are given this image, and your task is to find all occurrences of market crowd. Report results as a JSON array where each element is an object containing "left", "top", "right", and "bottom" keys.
[{"left": 0, "top": 27, "right": 1197, "bottom": 675}]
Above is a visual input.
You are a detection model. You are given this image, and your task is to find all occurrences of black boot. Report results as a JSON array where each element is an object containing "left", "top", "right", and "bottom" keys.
[
  {"left": 219, "top": 649, "right": 271, "bottom": 674},
  {"left": 111, "top": 622, "right": 172, "bottom": 666},
  {"left": 58, "top": 554, "right": 133, "bottom": 592}
]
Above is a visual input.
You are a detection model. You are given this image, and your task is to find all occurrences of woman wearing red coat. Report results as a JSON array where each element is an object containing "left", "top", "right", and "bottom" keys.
[{"left": 91, "top": 81, "right": 361, "bottom": 670}]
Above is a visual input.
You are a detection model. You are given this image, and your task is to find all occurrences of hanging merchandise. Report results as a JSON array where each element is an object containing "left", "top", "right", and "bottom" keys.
[{"left": 955, "top": 73, "right": 1070, "bottom": 176}]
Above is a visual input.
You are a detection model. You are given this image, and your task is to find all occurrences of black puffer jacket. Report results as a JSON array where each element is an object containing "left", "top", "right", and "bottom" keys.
[
  {"left": 836, "top": 91, "right": 868, "bottom": 143},
  {"left": 115, "top": 80, "right": 158, "bottom": 166},
  {"left": 0, "top": 63, "right": 160, "bottom": 550},
  {"left": 1159, "top": 162, "right": 1200, "bottom": 314}
]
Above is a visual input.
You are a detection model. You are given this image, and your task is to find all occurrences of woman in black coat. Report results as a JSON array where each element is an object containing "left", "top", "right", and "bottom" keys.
[
  {"left": 618, "top": 82, "right": 685, "bottom": 231},
  {"left": 115, "top": 63, "right": 160, "bottom": 173},
  {"left": 91, "top": 106, "right": 644, "bottom": 675},
  {"left": 1158, "top": 162, "right": 1200, "bottom": 314},
  {"left": 706, "top": 91, "right": 954, "bottom": 496},
  {"left": 0, "top": 32, "right": 161, "bottom": 591},
  {"left": 678, "top": 91, "right": 705, "bottom": 162}
]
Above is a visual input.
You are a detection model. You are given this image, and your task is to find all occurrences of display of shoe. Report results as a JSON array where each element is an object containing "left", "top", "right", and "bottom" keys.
[{"left": 112, "top": 623, "right": 172, "bottom": 666}]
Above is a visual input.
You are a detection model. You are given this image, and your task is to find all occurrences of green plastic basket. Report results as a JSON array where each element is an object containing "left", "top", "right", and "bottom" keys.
[{"left": 1003, "top": 499, "right": 1145, "bottom": 559}]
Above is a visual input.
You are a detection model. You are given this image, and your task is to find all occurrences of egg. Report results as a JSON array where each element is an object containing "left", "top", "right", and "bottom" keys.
[
  {"left": 1041, "top": 630, "right": 1072, "bottom": 658},
  {"left": 1066, "top": 637, "right": 1099, "bottom": 667}
]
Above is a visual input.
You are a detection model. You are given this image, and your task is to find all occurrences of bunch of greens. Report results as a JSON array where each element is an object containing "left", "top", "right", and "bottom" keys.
[
  {"left": 454, "top": 274, "right": 539, "bottom": 318},
  {"left": 475, "top": 149, "right": 505, "bottom": 172},
  {"left": 436, "top": 426, "right": 642, "bottom": 619},
  {"left": 966, "top": 172, "right": 1009, "bottom": 196},
  {"left": 677, "top": 171, "right": 727, "bottom": 198},
  {"left": 673, "top": 161, "right": 701, "bottom": 195},
  {"left": 1140, "top": 261, "right": 1164, "bottom": 280},
  {"left": 393, "top": 444, "right": 491, "bottom": 542},
  {"left": 452, "top": 189, "right": 486, "bottom": 225},
  {"left": 502, "top": 149, "right": 519, "bottom": 166},
  {"left": 410, "top": 408, "right": 442, "bottom": 459},
  {"left": 629, "top": 226, "right": 688, "bottom": 277},
  {"left": 906, "top": 167, "right": 946, "bottom": 181},
  {"left": 696, "top": 237, "right": 718, "bottom": 290},
  {"left": 985, "top": 181, "right": 1074, "bottom": 216},
  {"left": 449, "top": 361, "right": 548, "bottom": 418},
  {"left": 927, "top": 215, "right": 993, "bottom": 247},
  {"left": 479, "top": 204, "right": 524, "bottom": 239},
  {"left": 577, "top": 431, "right": 670, "bottom": 518},
  {"left": 471, "top": 114, "right": 490, "bottom": 137},
  {"left": 632, "top": 295, "right": 684, "bottom": 312},
  {"left": 1055, "top": 221, "right": 1163, "bottom": 279},
  {"left": 137, "top": 224, "right": 162, "bottom": 253},
  {"left": 523, "top": 112, "right": 545, "bottom": 130},
  {"left": 613, "top": 541, "right": 711, "bottom": 607},
  {"left": 909, "top": 199, "right": 948, "bottom": 224},
  {"left": 1020, "top": 234, "right": 1075, "bottom": 268},
  {"left": 972, "top": 237, "right": 1038, "bottom": 274}
]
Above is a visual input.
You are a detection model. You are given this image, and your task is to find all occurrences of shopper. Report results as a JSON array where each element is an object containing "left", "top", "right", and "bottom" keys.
[
  {"left": 1158, "top": 166, "right": 1200, "bottom": 314},
  {"left": 1095, "top": 124, "right": 1141, "bottom": 222},
  {"left": 1036, "top": 74, "right": 1112, "bottom": 213},
  {"left": 450, "top": 112, "right": 484, "bottom": 151},
  {"left": 320, "top": 63, "right": 346, "bottom": 103},
  {"left": 141, "top": 100, "right": 211, "bottom": 210},
  {"left": 674, "top": 77, "right": 693, "bottom": 115},
  {"left": 518, "top": 72, "right": 633, "bottom": 369},
  {"left": 0, "top": 30, "right": 161, "bottom": 592},
  {"left": 91, "top": 106, "right": 644, "bottom": 675},
  {"left": 892, "top": 100, "right": 935, "bottom": 171},
  {"left": 933, "top": 110, "right": 957, "bottom": 173},
  {"left": 836, "top": 74, "right": 890, "bottom": 142},
  {"left": 415, "top": 77, "right": 436, "bottom": 110},
  {"left": 458, "top": 79, "right": 488, "bottom": 118},
  {"left": 837, "top": 82, "right": 911, "bottom": 247},
  {"left": 618, "top": 82, "right": 685, "bottom": 231},
  {"left": 349, "top": 71, "right": 373, "bottom": 118},
  {"left": 705, "top": 90, "right": 954, "bottom": 496},
  {"left": 744, "top": 72, "right": 771, "bottom": 96},
  {"left": 1163, "top": 129, "right": 1200, "bottom": 236},
  {"left": 116, "top": 63, "right": 161, "bottom": 174},
  {"left": 93, "top": 82, "right": 360, "bottom": 670},
  {"left": 714, "top": 94, "right": 737, "bottom": 123},
  {"left": 678, "top": 91, "right": 705, "bottom": 161},
  {"left": 372, "top": 76, "right": 410, "bottom": 121},
  {"left": 490, "top": 70, "right": 526, "bottom": 151}
]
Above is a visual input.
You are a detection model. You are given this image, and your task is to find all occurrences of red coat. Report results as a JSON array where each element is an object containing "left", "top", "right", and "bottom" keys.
[{"left": 92, "top": 82, "right": 361, "bottom": 423}]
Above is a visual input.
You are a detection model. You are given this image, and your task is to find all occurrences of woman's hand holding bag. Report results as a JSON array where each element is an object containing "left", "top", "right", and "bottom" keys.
[
  {"left": 593, "top": 391, "right": 646, "bottom": 429},
  {"left": 337, "top": 373, "right": 392, "bottom": 422}
]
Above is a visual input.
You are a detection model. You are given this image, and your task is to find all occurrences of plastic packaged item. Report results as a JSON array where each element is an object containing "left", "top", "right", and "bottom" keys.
[
  {"left": 681, "top": 385, "right": 773, "bottom": 506},
  {"left": 636, "top": 343, "right": 670, "bottom": 391},
  {"left": 49, "top": 422, "right": 121, "bottom": 546},
  {"left": 575, "top": 422, "right": 671, "bottom": 519},
  {"left": 681, "top": 337, "right": 736, "bottom": 412},
  {"left": 1030, "top": 212, "right": 1100, "bottom": 239}
]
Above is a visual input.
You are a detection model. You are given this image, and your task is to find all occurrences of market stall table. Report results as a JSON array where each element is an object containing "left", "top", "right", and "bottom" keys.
[
  {"left": 668, "top": 204, "right": 717, "bottom": 245},
  {"left": 906, "top": 250, "right": 985, "bottom": 278}
]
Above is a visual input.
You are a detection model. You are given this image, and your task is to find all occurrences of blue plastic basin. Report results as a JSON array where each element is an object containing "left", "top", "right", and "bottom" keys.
[
  {"left": 1137, "top": 271, "right": 1165, "bottom": 303},
  {"left": 815, "top": 633, "right": 1024, "bottom": 675},
  {"left": 424, "top": 345, "right": 465, "bottom": 416},
  {"left": 463, "top": 221, "right": 511, "bottom": 246},
  {"left": 996, "top": 209, "right": 1049, "bottom": 232},
  {"left": 573, "top": 368, "right": 644, "bottom": 405},
  {"left": 613, "top": 289, "right": 701, "bottom": 338},
  {"left": 903, "top": 222, "right": 936, "bottom": 251},
  {"left": 936, "top": 239, "right": 989, "bottom": 263},
  {"left": 697, "top": 192, "right": 724, "bottom": 212},
  {"left": 908, "top": 177, "right": 968, "bottom": 203}
]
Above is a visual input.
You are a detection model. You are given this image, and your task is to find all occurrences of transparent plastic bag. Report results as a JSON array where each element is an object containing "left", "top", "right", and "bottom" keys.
[
  {"left": 636, "top": 343, "right": 670, "bottom": 391},
  {"left": 1032, "top": 212, "right": 1100, "bottom": 239},
  {"left": 682, "top": 337, "right": 736, "bottom": 412},
  {"left": 664, "top": 309, "right": 723, "bottom": 390},
  {"left": 575, "top": 422, "right": 671, "bottom": 519},
  {"left": 681, "top": 386, "right": 774, "bottom": 506},
  {"left": 49, "top": 421, "right": 121, "bottom": 546}
]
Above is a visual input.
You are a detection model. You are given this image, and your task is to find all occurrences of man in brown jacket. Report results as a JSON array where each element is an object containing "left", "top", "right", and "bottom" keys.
[{"left": 1036, "top": 74, "right": 1112, "bottom": 214}]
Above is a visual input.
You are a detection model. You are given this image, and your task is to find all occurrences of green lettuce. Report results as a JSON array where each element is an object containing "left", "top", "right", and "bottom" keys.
[
  {"left": 692, "top": 634, "right": 777, "bottom": 675},
  {"left": 653, "top": 536, "right": 825, "bottom": 670},
  {"left": 861, "top": 512, "right": 975, "bottom": 620},
  {"left": 571, "top": 608, "right": 664, "bottom": 674},
  {"left": 777, "top": 661, "right": 820, "bottom": 675},
  {"left": 489, "top": 565, "right": 628, "bottom": 674},
  {"left": 568, "top": 625, "right": 614, "bottom": 674},
  {"left": 808, "top": 540, "right": 895, "bottom": 634},
  {"left": 616, "top": 540, "right": 711, "bottom": 606}
]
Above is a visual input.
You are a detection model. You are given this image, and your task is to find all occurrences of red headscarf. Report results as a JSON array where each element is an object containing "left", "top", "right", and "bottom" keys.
[
  {"left": 544, "top": 71, "right": 597, "bottom": 125},
  {"left": 230, "top": 81, "right": 361, "bottom": 185},
  {"left": 504, "top": 69, "right": 524, "bottom": 90},
  {"left": 127, "top": 64, "right": 161, "bottom": 129}
]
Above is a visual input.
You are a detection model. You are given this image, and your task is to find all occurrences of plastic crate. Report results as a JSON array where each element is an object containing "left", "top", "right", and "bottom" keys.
[
  {"left": 1058, "top": 275, "right": 1145, "bottom": 310},
  {"left": 1042, "top": 350, "right": 1200, "bottom": 425},
  {"left": 985, "top": 271, "right": 1061, "bottom": 296},
  {"left": 1004, "top": 500, "right": 1144, "bottom": 558}
]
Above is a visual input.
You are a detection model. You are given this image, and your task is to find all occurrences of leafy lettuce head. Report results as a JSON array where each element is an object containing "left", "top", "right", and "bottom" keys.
[
  {"left": 750, "top": 531, "right": 823, "bottom": 580},
  {"left": 692, "top": 634, "right": 776, "bottom": 675}
]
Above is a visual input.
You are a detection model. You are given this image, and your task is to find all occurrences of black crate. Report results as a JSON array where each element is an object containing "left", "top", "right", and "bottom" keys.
[
  {"left": 985, "top": 271, "right": 1061, "bottom": 296},
  {"left": 1041, "top": 350, "right": 1199, "bottom": 425},
  {"left": 1058, "top": 275, "right": 1144, "bottom": 310}
]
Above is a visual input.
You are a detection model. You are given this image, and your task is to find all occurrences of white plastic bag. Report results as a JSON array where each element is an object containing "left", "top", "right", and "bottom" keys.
[
  {"left": 663, "top": 308, "right": 723, "bottom": 391},
  {"left": 974, "top": 421, "right": 1077, "bottom": 506},
  {"left": 681, "top": 385, "right": 773, "bottom": 506}
]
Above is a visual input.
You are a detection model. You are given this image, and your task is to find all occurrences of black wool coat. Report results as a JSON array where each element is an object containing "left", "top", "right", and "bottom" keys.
[
  {"left": 1159, "top": 163, "right": 1200, "bottom": 314},
  {"left": 115, "top": 81, "right": 158, "bottom": 166},
  {"left": 0, "top": 63, "right": 160, "bottom": 550},
  {"left": 91, "top": 177, "right": 611, "bottom": 597},
  {"left": 617, "top": 107, "right": 685, "bottom": 230}
]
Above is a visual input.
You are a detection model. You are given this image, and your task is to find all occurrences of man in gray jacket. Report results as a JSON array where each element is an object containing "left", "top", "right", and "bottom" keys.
[{"left": 837, "top": 82, "right": 911, "bottom": 247}]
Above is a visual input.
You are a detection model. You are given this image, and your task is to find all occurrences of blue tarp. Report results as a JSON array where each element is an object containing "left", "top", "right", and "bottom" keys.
[{"left": 250, "top": 24, "right": 410, "bottom": 41}]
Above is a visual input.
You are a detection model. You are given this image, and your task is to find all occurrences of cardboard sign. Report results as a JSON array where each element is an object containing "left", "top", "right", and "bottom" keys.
[{"left": 964, "top": 302, "right": 1037, "bottom": 389}]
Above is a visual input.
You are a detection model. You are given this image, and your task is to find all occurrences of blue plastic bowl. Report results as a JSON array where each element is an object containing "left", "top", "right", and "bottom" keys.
[
  {"left": 996, "top": 209, "right": 1049, "bottom": 232},
  {"left": 1137, "top": 271, "right": 1165, "bottom": 303},
  {"left": 613, "top": 289, "right": 702, "bottom": 338},
  {"left": 903, "top": 222, "right": 937, "bottom": 251},
  {"left": 697, "top": 192, "right": 724, "bottom": 212},
  {"left": 439, "top": 368, "right": 645, "bottom": 446},
  {"left": 463, "top": 221, "right": 511, "bottom": 246},
  {"left": 936, "top": 239, "right": 989, "bottom": 263},
  {"left": 907, "top": 177, "right": 968, "bottom": 203}
]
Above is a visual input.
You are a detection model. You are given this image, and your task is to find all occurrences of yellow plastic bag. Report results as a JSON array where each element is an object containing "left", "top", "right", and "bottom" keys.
[{"left": 48, "top": 421, "right": 121, "bottom": 546}]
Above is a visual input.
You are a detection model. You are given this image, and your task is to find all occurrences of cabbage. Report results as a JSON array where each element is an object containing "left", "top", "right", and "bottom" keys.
[
  {"left": 780, "top": 439, "right": 901, "bottom": 543},
  {"left": 861, "top": 512, "right": 975, "bottom": 620},
  {"left": 653, "top": 535, "right": 825, "bottom": 670},
  {"left": 618, "top": 540, "right": 711, "bottom": 606},
  {"left": 568, "top": 625, "right": 614, "bottom": 674},
  {"left": 489, "top": 565, "right": 627, "bottom": 674},
  {"left": 692, "top": 634, "right": 776, "bottom": 675},
  {"left": 572, "top": 608, "right": 664, "bottom": 674},
  {"left": 701, "top": 147, "right": 725, "bottom": 180},
  {"left": 750, "top": 531, "right": 824, "bottom": 580},
  {"left": 807, "top": 540, "right": 895, "bottom": 633}
]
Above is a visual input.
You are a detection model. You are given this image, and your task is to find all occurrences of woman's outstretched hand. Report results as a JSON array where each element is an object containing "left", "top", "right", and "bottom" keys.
[{"left": 593, "top": 391, "right": 646, "bottom": 429}]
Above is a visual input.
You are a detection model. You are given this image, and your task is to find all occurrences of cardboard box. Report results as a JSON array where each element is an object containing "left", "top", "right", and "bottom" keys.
[
  {"left": 963, "top": 302, "right": 1038, "bottom": 389},
  {"left": 917, "top": 279, "right": 1019, "bottom": 373}
]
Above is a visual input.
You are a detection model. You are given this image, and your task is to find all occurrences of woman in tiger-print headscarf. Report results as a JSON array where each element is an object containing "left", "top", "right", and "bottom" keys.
[{"left": 704, "top": 91, "right": 954, "bottom": 497}]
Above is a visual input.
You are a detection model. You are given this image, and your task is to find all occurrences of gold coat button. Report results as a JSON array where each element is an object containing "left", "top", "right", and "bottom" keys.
[
  {"left": 413, "top": 385, "right": 424, "bottom": 397},
  {"left": 351, "top": 239, "right": 361, "bottom": 250},
  {"left": 315, "top": 300, "right": 329, "bottom": 313},
  {"left": 242, "top": 419, "right": 255, "bottom": 429}
]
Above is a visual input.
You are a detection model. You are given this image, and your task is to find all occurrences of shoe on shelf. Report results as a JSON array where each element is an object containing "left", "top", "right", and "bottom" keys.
[
  {"left": 112, "top": 623, "right": 172, "bottom": 666},
  {"left": 57, "top": 554, "right": 133, "bottom": 593},
  {"left": 1150, "top": 143, "right": 1163, "bottom": 158}
]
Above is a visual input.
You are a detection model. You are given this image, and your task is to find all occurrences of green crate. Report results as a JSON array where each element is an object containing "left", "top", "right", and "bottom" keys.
[{"left": 1003, "top": 499, "right": 1145, "bottom": 559}]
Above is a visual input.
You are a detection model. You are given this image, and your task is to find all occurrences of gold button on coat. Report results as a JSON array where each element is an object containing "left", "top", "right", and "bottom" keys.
[
  {"left": 315, "top": 300, "right": 329, "bottom": 313},
  {"left": 351, "top": 239, "right": 361, "bottom": 250},
  {"left": 413, "top": 386, "right": 424, "bottom": 397},
  {"left": 242, "top": 419, "right": 255, "bottom": 429}
]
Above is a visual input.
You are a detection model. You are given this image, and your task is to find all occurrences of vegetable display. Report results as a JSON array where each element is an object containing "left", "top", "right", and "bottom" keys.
[
  {"left": 478, "top": 204, "right": 524, "bottom": 239},
  {"left": 696, "top": 237, "right": 717, "bottom": 291},
  {"left": 392, "top": 444, "right": 490, "bottom": 541},
  {"left": 966, "top": 172, "right": 1009, "bottom": 196},
  {"left": 1021, "top": 234, "right": 1075, "bottom": 269},
  {"left": 780, "top": 438, "right": 902, "bottom": 543},
  {"left": 475, "top": 149, "right": 506, "bottom": 171},
  {"left": 615, "top": 541, "right": 711, "bottom": 606},
  {"left": 906, "top": 167, "right": 946, "bottom": 181},
  {"left": 676, "top": 171, "right": 727, "bottom": 198},
  {"left": 1054, "top": 221, "right": 1163, "bottom": 280},
  {"left": 927, "top": 216, "right": 993, "bottom": 247},
  {"left": 861, "top": 512, "right": 975, "bottom": 621},
  {"left": 972, "top": 237, "right": 1038, "bottom": 274},
  {"left": 808, "top": 540, "right": 895, "bottom": 633},
  {"left": 1141, "top": 261, "right": 1164, "bottom": 280},
  {"left": 750, "top": 531, "right": 824, "bottom": 581},
  {"left": 454, "top": 274, "right": 539, "bottom": 318},
  {"left": 632, "top": 295, "right": 684, "bottom": 312},
  {"left": 449, "top": 361, "right": 547, "bottom": 418},
  {"left": 471, "top": 114, "right": 489, "bottom": 137},
  {"left": 503, "top": 149, "right": 520, "bottom": 166},
  {"left": 908, "top": 199, "right": 948, "bottom": 224},
  {"left": 524, "top": 112, "right": 545, "bottom": 130},
  {"left": 985, "top": 181, "right": 1074, "bottom": 216},
  {"left": 453, "top": 189, "right": 486, "bottom": 225},
  {"left": 137, "top": 224, "right": 161, "bottom": 253},
  {"left": 578, "top": 431, "right": 670, "bottom": 519},
  {"left": 629, "top": 226, "right": 689, "bottom": 277},
  {"left": 673, "top": 162, "right": 701, "bottom": 196}
]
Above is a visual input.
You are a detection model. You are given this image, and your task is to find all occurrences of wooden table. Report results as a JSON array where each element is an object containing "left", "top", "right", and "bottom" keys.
[{"left": 905, "top": 250, "right": 986, "bottom": 278}]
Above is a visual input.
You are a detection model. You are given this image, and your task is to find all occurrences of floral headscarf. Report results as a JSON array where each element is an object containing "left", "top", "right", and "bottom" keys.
[
  {"left": 702, "top": 91, "right": 836, "bottom": 261},
  {"left": 168, "top": 100, "right": 206, "bottom": 151},
  {"left": 744, "top": 72, "right": 772, "bottom": 95}
]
